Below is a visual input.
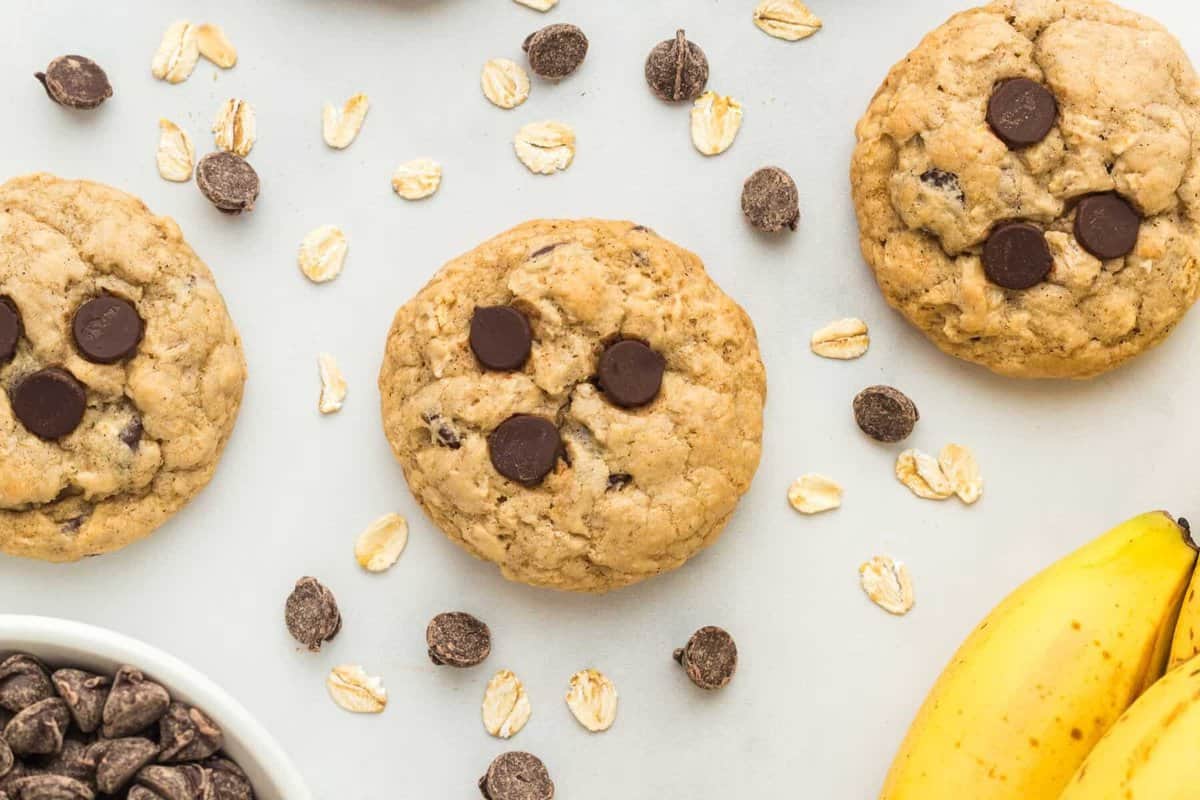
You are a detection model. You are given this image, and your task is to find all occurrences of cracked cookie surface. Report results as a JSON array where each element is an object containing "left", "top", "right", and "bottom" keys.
[
  {"left": 0, "top": 174, "right": 246, "bottom": 561},
  {"left": 851, "top": 0, "right": 1200, "bottom": 378},
  {"left": 379, "top": 220, "right": 765, "bottom": 592}
]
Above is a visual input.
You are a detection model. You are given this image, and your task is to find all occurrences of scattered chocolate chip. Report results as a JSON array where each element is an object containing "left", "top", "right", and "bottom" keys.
[
  {"left": 204, "top": 757, "right": 253, "bottom": 800},
  {"left": 919, "top": 168, "right": 964, "bottom": 203},
  {"left": 51, "top": 669, "right": 109, "bottom": 734},
  {"left": 0, "top": 737, "right": 12, "bottom": 778},
  {"left": 644, "top": 29, "right": 709, "bottom": 102},
  {"left": 91, "top": 738, "right": 158, "bottom": 795},
  {"left": 983, "top": 221, "right": 1052, "bottom": 289},
  {"left": 35, "top": 55, "right": 112, "bottom": 110},
  {"left": 6, "top": 773, "right": 94, "bottom": 800},
  {"left": 101, "top": 667, "right": 170, "bottom": 740},
  {"left": 1074, "top": 192, "right": 1141, "bottom": 260},
  {"left": 479, "top": 752, "right": 554, "bottom": 800},
  {"left": 0, "top": 297, "right": 22, "bottom": 364},
  {"left": 3, "top": 698, "right": 70, "bottom": 757},
  {"left": 427, "top": 612, "right": 491, "bottom": 668},
  {"left": 487, "top": 415, "right": 562, "bottom": 486},
  {"left": 597, "top": 340, "right": 665, "bottom": 408},
  {"left": 72, "top": 296, "right": 143, "bottom": 364},
  {"left": 134, "top": 764, "right": 212, "bottom": 800},
  {"left": 37, "top": 738, "right": 96, "bottom": 785},
  {"left": 853, "top": 386, "right": 919, "bottom": 444},
  {"left": 0, "top": 657, "right": 54, "bottom": 714},
  {"left": 157, "top": 703, "right": 222, "bottom": 764},
  {"left": 10, "top": 368, "right": 87, "bottom": 440},
  {"left": 120, "top": 416, "right": 144, "bottom": 450},
  {"left": 741, "top": 166, "right": 800, "bottom": 233},
  {"left": 523, "top": 24, "right": 588, "bottom": 79},
  {"left": 284, "top": 576, "right": 341, "bottom": 653},
  {"left": 986, "top": 77, "right": 1057, "bottom": 149},
  {"left": 470, "top": 306, "right": 533, "bottom": 371},
  {"left": 196, "top": 152, "right": 259, "bottom": 215},
  {"left": 606, "top": 473, "right": 632, "bottom": 491},
  {"left": 674, "top": 626, "right": 738, "bottom": 690}
]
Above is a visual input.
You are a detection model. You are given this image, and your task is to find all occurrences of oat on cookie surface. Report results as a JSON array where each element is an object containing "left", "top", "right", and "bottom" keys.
[
  {"left": 850, "top": 0, "right": 1200, "bottom": 378},
  {"left": 0, "top": 174, "right": 246, "bottom": 561},
  {"left": 378, "top": 220, "right": 765, "bottom": 592}
]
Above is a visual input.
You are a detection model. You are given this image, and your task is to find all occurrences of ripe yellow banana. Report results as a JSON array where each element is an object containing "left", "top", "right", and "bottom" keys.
[
  {"left": 1058, "top": 651, "right": 1200, "bottom": 800},
  {"left": 1167, "top": 536, "right": 1200, "bottom": 669},
  {"left": 880, "top": 511, "right": 1197, "bottom": 800}
]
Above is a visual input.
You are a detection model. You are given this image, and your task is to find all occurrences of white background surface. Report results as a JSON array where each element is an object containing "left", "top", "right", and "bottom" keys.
[{"left": 1, "top": 1, "right": 1198, "bottom": 798}]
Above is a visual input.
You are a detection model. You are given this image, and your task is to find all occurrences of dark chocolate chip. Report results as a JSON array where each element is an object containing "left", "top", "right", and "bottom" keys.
[
  {"left": 523, "top": 24, "right": 588, "bottom": 79},
  {"left": 3, "top": 698, "right": 71, "bottom": 756},
  {"left": 426, "top": 612, "right": 491, "bottom": 668},
  {"left": 60, "top": 515, "right": 87, "bottom": 534},
  {"left": 6, "top": 773, "right": 94, "bottom": 800},
  {"left": 986, "top": 77, "right": 1057, "bottom": 149},
  {"left": 741, "top": 167, "right": 800, "bottom": 233},
  {"left": 1074, "top": 192, "right": 1141, "bottom": 260},
  {"left": 674, "top": 626, "right": 738, "bottom": 690},
  {"left": 134, "top": 764, "right": 212, "bottom": 800},
  {"left": 203, "top": 757, "right": 253, "bottom": 800},
  {"left": 487, "top": 415, "right": 562, "bottom": 486},
  {"left": 101, "top": 667, "right": 170, "bottom": 740},
  {"left": 284, "top": 577, "right": 341, "bottom": 653},
  {"left": 597, "top": 340, "right": 665, "bottom": 408},
  {"left": 72, "top": 296, "right": 143, "bottom": 364},
  {"left": 644, "top": 29, "right": 709, "bottom": 102},
  {"left": 983, "top": 221, "right": 1052, "bottom": 289},
  {"left": 919, "top": 168, "right": 964, "bottom": 203},
  {"left": 470, "top": 306, "right": 532, "bottom": 371},
  {"left": 606, "top": 473, "right": 632, "bottom": 491},
  {"left": 528, "top": 243, "right": 560, "bottom": 259},
  {"left": 91, "top": 737, "right": 158, "bottom": 795},
  {"left": 120, "top": 416, "right": 144, "bottom": 450},
  {"left": 196, "top": 152, "right": 259, "bottom": 214},
  {"left": 156, "top": 703, "right": 222, "bottom": 764},
  {"left": 853, "top": 386, "right": 919, "bottom": 444},
  {"left": 0, "top": 656, "right": 55, "bottom": 714},
  {"left": 36, "top": 738, "right": 96, "bottom": 786},
  {"left": 0, "top": 736, "right": 11, "bottom": 779},
  {"left": 51, "top": 669, "right": 110, "bottom": 734},
  {"left": 0, "top": 297, "right": 22, "bottom": 364},
  {"left": 10, "top": 368, "right": 87, "bottom": 440},
  {"left": 479, "top": 752, "right": 554, "bottom": 800},
  {"left": 35, "top": 55, "right": 112, "bottom": 110}
]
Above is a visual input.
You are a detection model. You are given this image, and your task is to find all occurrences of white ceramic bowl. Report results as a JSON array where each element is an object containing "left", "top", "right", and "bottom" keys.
[{"left": 0, "top": 614, "right": 310, "bottom": 800}]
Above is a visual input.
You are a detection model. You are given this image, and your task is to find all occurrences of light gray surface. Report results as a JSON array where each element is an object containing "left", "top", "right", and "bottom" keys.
[{"left": 1, "top": 1, "right": 1198, "bottom": 797}]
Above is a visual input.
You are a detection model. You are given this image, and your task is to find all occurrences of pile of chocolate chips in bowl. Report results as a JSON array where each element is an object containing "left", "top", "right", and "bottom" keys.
[{"left": 0, "top": 654, "right": 253, "bottom": 799}]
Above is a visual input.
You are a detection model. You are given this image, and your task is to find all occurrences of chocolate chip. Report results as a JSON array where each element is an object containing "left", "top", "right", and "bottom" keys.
[
  {"left": 0, "top": 736, "right": 12, "bottom": 778},
  {"left": 487, "top": 415, "right": 562, "bottom": 486},
  {"left": 983, "top": 221, "right": 1052, "bottom": 289},
  {"left": 120, "top": 416, "right": 144, "bottom": 450},
  {"left": 101, "top": 667, "right": 170, "bottom": 740},
  {"left": 6, "top": 773, "right": 94, "bottom": 800},
  {"left": 597, "top": 340, "right": 665, "bottom": 408},
  {"left": 72, "top": 296, "right": 143, "bottom": 364},
  {"left": 133, "top": 764, "right": 212, "bottom": 800},
  {"left": 479, "top": 752, "right": 554, "bottom": 800},
  {"left": 919, "top": 168, "right": 964, "bottom": 203},
  {"left": 528, "top": 243, "right": 560, "bottom": 259},
  {"left": 0, "top": 656, "right": 54, "bottom": 714},
  {"left": 196, "top": 152, "right": 259, "bottom": 214},
  {"left": 470, "top": 306, "right": 532, "bottom": 371},
  {"left": 1074, "top": 192, "right": 1141, "bottom": 260},
  {"left": 203, "top": 757, "right": 253, "bottom": 800},
  {"left": 606, "top": 473, "right": 632, "bottom": 491},
  {"left": 36, "top": 738, "right": 96, "bottom": 786},
  {"left": 284, "top": 577, "right": 341, "bottom": 653},
  {"left": 741, "top": 166, "right": 799, "bottom": 233},
  {"left": 426, "top": 612, "right": 491, "bottom": 668},
  {"left": 35, "top": 55, "right": 112, "bottom": 110},
  {"left": 3, "top": 698, "right": 70, "bottom": 756},
  {"left": 90, "top": 737, "right": 158, "bottom": 795},
  {"left": 986, "top": 77, "right": 1057, "bottom": 149},
  {"left": 673, "top": 626, "right": 738, "bottom": 690},
  {"left": 10, "top": 368, "right": 87, "bottom": 440},
  {"left": 523, "top": 24, "right": 588, "bottom": 79},
  {"left": 853, "top": 386, "right": 919, "bottom": 443},
  {"left": 0, "top": 297, "right": 22, "bottom": 364},
  {"left": 51, "top": 669, "right": 110, "bottom": 734},
  {"left": 644, "top": 29, "right": 709, "bottom": 102},
  {"left": 156, "top": 703, "right": 221, "bottom": 764}
]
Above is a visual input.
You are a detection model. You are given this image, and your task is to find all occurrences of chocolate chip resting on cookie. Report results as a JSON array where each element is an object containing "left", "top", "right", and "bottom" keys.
[{"left": 378, "top": 220, "right": 765, "bottom": 592}]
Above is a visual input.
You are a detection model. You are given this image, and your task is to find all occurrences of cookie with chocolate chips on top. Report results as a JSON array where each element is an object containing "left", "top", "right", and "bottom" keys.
[
  {"left": 379, "top": 220, "right": 765, "bottom": 592},
  {"left": 0, "top": 174, "right": 246, "bottom": 561}
]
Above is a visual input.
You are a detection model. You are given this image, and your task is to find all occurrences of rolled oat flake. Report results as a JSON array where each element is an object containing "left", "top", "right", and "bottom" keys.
[
  {"left": 427, "top": 611, "right": 492, "bottom": 667},
  {"left": 196, "top": 151, "right": 260, "bottom": 214},
  {"left": 35, "top": 55, "right": 112, "bottom": 109},
  {"left": 644, "top": 29, "right": 709, "bottom": 102},
  {"left": 853, "top": 385, "right": 919, "bottom": 443},
  {"left": 523, "top": 23, "right": 588, "bottom": 79},
  {"left": 284, "top": 576, "right": 342, "bottom": 652},
  {"left": 741, "top": 166, "right": 800, "bottom": 232},
  {"left": 479, "top": 751, "right": 555, "bottom": 800},
  {"left": 674, "top": 626, "right": 738, "bottom": 690}
]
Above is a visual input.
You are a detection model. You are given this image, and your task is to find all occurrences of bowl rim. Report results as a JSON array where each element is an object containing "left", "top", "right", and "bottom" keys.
[{"left": 0, "top": 613, "right": 311, "bottom": 799}]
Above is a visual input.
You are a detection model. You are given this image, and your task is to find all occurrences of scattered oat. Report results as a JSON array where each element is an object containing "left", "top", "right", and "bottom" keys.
[
  {"left": 391, "top": 158, "right": 442, "bottom": 200},
  {"left": 938, "top": 444, "right": 983, "bottom": 504},
  {"left": 514, "top": 0, "right": 558, "bottom": 9},
  {"left": 482, "top": 670, "right": 533, "bottom": 739},
  {"left": 196, "top": 24, "right": 237, "bottom": 68},
  {"left": 322, "top": 93, "right": 370, "bottom": 150},
  {"left": 896, "top": 449, "right": 954, "bottom": 500},
  {"left": 860, "top": 556, "right": 915, "bottom": 616},
  {"left": 564, "top": 669, "right": 617, "bottom": 733},
  {"left": 481, "top": 59, "right": 531, "bottom": 110},
  {"left": 212, "top": 98, "right": 256, "bottom": 157},
  {"left": 156, "top": 119, "right": 194, "bottom": 182},
  {"left": 690, "top": 92, "right": 743, "bottom": 156},
  {"left": 753, "top": 0, "right": 823, "bottom": 41},
  {"left": 354, "top": 513, "right": 408, "bottom": 573},
  {"left": 298, "top": 224, "right": 348, "bottom": 284},
  {"left": 787, "top": 474, "right": 843, "bottom": 514},
  {"left": 151, "top": 20, "right": 200, "bottom": 84},
  {"left": 811, "top": 318, "right": 870, "bottom": 360},
  {"left": 326, "top": 665, "right": 387, "bottom": 714},
  {"left": 514, "top": 121, "right": 576, "bottom": 175},
  {"left": 317, "top": 353, "right": 347, "bottom": 415}
]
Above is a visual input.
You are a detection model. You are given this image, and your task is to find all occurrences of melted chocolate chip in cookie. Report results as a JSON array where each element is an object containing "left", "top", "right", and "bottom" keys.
[
  {"left": 73, "top": 296, "right": 143, "bottom": 364},
  {"left": 488, "top": 415, "right": 562, "bottom": 486},
  {"left": 920, "top": 168, "right": 964, "bottom": 203},
  {"left": 1074, "top": 192, "right": 1141, "bottom": 260},
  {"left": 983, "top": 222, "right": 1052, "bottom": 290},
  {"left": 0, "top": 297, "right": 21, "bottom": 363},
  {"left": 598, "top": 340, "right": 665, "bottom": 408},
  {"left": 470, "top": 306, "right": 532, "bottom": 371},
  {"left": 986, "top": 77, "right": 1058, "bottom": 149},
  {"left": 11, "top": 367, "right": 87, "bottom": 440}
]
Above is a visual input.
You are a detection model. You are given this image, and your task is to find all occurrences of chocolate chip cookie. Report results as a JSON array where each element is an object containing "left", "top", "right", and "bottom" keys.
[
  {"left": 0, "top": 174, "right": 246, "bottom": 561},
  {"left": 851, "top": 0, "right": 1200, "bottom": 378},
  {"left": 378, "top": 220, "right": 765, "bottom": 592}
]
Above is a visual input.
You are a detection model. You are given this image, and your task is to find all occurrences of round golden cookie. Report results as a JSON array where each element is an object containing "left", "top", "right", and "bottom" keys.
[
  {"left": 0, "top": 174, "right": 246, "bottom": 561},
  {"left": 379, "top": 220, "right": 765, "bottom": 592},
  {"left": 851, "top": 0, "right": 1200, "bottom": 378}
]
